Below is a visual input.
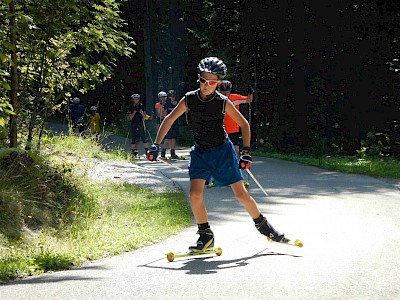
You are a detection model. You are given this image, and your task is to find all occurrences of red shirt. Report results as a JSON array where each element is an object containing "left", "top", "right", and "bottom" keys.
[
  {"left": 224, "top": 94, "right": 248, "bottom": 134},
  {"left": 155, "top": 102, "right": 166, "bottom": 117}
]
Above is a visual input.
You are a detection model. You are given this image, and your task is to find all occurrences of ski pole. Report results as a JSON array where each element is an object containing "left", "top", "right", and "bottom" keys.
[
  {"left": 142, "top": 118, "right": 154, "bottom": 145},
  {"left": 245, "top": 168, "right": 269, "bottom": 197},
  {"left": 123, "top": 128, "right": 130, "bottom": 150},
  {"left": 156, "top": 157, "right": 183, "bottom": 171}
]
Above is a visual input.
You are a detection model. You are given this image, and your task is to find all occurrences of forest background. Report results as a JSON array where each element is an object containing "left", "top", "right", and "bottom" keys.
[{"left": 1, "top": 0, "right": 400, "bottom": 157}]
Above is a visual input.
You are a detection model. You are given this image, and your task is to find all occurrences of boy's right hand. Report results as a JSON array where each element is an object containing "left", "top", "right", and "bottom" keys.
[
  {"left": 239, "top": 152, "right": 252, "bottom": 170},
  {"left": 147, "top": 144, "right": 160, "bottom": 161}
]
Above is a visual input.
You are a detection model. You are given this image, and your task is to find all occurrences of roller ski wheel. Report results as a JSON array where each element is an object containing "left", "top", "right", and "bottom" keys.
[
  {"left": 266, "top": 236, "right": 303, "bottom": 248},
  {"left": 243, "top": 181, "right": 250, "bottom": 189},
  {"left": 166, "top": 247, "right": 222, "bottom": 262},
  {"left": 206, "top": 182, "right": 216, "bottom": 189}
]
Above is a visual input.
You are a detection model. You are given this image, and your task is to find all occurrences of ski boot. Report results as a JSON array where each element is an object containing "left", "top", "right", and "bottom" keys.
[
  {"left": 254, "top": 214, "right": 288, "bottom": 243},
  {"left": 170, "top": 149, "right": 179, "bottom": 159},
  {"left": 161, "top": 148, "right": 166, "bottom": 158},
  {"left": 189, "top": 227, "right": 214, "bottom": 252}
]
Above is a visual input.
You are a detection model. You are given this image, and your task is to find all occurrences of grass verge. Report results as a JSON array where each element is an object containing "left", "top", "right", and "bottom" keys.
[
  {"left": 0, "top": 134, "right": 191, "bottom": 282},
  {"left": 252, "top": 150, "right": 400, "bottom": 179}
]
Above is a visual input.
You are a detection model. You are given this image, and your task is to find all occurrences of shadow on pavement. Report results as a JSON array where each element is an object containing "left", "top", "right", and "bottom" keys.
[
  {"left": 138, "top": 248, "right": 302, "bottom": 275},
  {"left": 2, "top": 264, "right": 109, "bottom": 286}
]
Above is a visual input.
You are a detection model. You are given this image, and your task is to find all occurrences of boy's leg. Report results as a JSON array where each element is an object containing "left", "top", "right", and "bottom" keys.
[
  {"left": 230, "top": 181, "right": 260, "bottom": 218},
  {"left": 131, "top": 143, "right": 139, "bottom": 157},
  {"left": 188, "top": 179, "right": 214, "bottom": 251},
  {"left": 189, "top": 179, "right": 208, "bottom": 223},
  {"left": 230, "top": 180, "right": 285, "bottom": 242}
]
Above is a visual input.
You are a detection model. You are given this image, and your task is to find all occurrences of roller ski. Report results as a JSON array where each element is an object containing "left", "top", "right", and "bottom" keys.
[
  {"left": 165, "top": 155, "right": 186, "bottom": 160},
  {"left": 255, "top": 214, "right": 303, "bottom": 248},
  {"left": 266, "top": 236, "right": 303, "bottom": 247},
  {"left": 164, "top": 149, "right": 186, "bottom": 160},
  {"left": 166, "top": 227, "right": 222, "bottom": 262},
  {"left": 205, "top": 180, "right": 215, "bottom": 189},
  {"left": 166, "top": 247, "right": 222, "bottom": 262}
]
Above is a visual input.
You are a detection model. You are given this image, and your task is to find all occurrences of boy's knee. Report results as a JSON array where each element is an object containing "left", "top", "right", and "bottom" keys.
[
  {"left": 234, "top": 188, "right": 250, "bottom": 204},
  {"left": 190, "top": 190, "right": 203, "bottom": 201}
]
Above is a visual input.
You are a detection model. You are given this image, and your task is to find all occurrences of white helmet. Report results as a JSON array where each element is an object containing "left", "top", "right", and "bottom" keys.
[
  {"left": 131, "top": 93, "right": 140, "bottom": 99},
  {"left": 73, "top": 97, "right": 80, "bottom": 104},
  {"left": 158, "top": 91, "right": 167, "bottom": 97},
  {"left": 90, "top": 106, "right": 97, "bottom": 111}
]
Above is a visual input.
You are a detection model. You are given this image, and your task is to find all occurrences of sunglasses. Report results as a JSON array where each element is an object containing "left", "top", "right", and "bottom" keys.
[{"left": 198, "top": 75, "right": 220, "bottom": 86}]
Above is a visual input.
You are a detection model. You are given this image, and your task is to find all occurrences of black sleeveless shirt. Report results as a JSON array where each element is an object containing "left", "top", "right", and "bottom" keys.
[{"left": 185, "top": 89, "right": 228, "bottom": 149}]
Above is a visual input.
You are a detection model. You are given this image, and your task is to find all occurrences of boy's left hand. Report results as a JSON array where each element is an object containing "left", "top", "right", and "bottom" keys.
[{"left": 239, "top": 152, "right": 252, "bottom": 170}]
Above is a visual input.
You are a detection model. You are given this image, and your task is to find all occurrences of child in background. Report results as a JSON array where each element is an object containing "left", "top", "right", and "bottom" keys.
[{"left": 88, "top": 106, "right": 101, "bottom": 139}]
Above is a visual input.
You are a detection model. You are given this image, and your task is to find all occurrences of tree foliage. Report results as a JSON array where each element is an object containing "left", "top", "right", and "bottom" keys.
[
  {"left": 1, "top": 0, "right": 400, "bottom": 157},
  {"left": 0, "top": 0, "right": 133, "bottom": 148}
]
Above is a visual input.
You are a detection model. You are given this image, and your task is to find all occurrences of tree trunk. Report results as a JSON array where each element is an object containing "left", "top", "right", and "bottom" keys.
[
  {"left": 8, "top": 0, "right": 18, "bottom": 148},
  {"left": 144, "top": 0, "right": 153, "bottom": 114},
  {"left": 26, "top": 45, "right": 46, "bottom": 150}
]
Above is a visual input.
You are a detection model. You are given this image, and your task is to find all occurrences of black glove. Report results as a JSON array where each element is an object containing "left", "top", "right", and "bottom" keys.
[
  {"left": 248, "top": 85, "right": 255, "bottom": 94},
  {"left": 147, "top": 144, "right": 160, "bottom": 161},
  {"left": 239, "top": 151, "right": 252, "bottom": 170}
]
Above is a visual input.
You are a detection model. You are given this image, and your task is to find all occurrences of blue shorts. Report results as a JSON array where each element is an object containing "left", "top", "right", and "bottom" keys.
[{"left": 188, "top": 139, "right": 243, "bottom": 186}]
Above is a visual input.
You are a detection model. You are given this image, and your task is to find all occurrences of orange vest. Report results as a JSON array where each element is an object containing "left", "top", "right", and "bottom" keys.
[{"left": 224, "top": 94, "right": 248, "bottom": 134}]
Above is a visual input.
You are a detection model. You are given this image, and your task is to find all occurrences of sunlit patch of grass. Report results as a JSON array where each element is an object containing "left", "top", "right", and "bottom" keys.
[{"left": 0, "top": 135, "right": 190, "bottom": 282}]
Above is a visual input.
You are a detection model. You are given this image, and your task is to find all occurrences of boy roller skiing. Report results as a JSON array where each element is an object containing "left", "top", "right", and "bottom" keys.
[{"left": 148, "top": 57, "right": 300, "bottom": 254}]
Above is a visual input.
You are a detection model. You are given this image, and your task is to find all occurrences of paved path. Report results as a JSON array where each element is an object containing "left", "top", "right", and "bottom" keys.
[{"left": 1, "top": 126, "right": 400, "bottom": 300}]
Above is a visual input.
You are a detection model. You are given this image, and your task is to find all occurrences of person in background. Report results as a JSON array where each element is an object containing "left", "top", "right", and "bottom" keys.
[
  {"left": 219, "top": 80, "right": 253, "bottom": 157},
  {"left": 155, "top": 91, "right": 167, "bottom": 132},
  {"left": 126, "top": 93, "right": 148, "bottom": 158},
  {"left": 161, "top": 89, "right": 179, "bottom": 159},
  {"left": 67, "top": 97, "right": 86, "bottom": 134},
  {"left": 88, "top": 106, "right": 101, "bottom": 140}
]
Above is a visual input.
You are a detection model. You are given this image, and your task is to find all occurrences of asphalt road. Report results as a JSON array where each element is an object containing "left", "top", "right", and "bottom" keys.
[{"left": 1, "top": 128, "right": 400, "bottom": 300}]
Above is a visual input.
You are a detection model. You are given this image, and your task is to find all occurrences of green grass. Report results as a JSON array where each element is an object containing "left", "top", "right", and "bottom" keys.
[
  {"left": 0, "top": 134, "right": 191, "bottom": 282},
  {"left": 253, "top": 150, "right": 400, "bottom": 179}
]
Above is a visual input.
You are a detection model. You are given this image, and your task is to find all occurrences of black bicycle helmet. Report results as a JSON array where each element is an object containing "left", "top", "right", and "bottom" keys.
[
  {"left": 220, "top": 80, "right": 232, "bottom": 91},
  {"left": 197, "top": 57, "right": 227, "bottom": 79}
]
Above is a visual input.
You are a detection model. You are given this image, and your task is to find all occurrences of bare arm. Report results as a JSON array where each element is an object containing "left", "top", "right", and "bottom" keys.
[
  {"left": 231, "top": 93, "right": 253, "bottom": 106},
  {"left": 225, "top": 100, "right": 251, "bottom": 148},
  {"left": 156, "top": 104, "right": 162, "bottom": 117},
  {"left": 154, "top": 97, "right": 187, "bottom": 144}
]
